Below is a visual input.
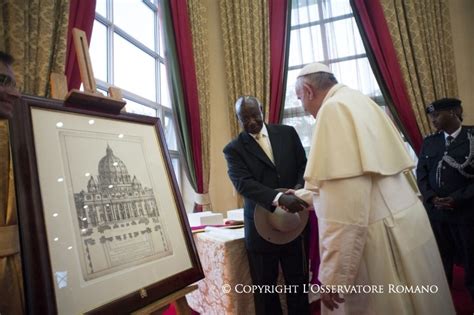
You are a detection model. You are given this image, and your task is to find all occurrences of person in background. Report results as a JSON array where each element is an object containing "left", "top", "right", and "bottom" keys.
[
  {"left": 223, "top": 96, "right": 309, "bottom": 314},
  {"left": 416, "top": 98, "right": 474, "bottom": 301},
  {"left": 293, "top": 62, "right": 455, "bottom": 314},
  {"left": 0, "top": 52, "right": 19, "bottom": 118},
  {"left": 0, "top": 51, "right": 24, "bottom": 314}
]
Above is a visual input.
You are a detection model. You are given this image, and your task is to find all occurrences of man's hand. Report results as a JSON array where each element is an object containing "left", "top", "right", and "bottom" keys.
[
  {"left": 435, "top": 197, "right": 455, "bottom": 209},
  {"left": 278, "top": 194, "right": 308, "bottom": 213},
  {"left": 432, "top": 196, "right": 455, "bottom": 210},
  {"left": 321, "top": 292, "right": 345, "bottom": 311},
  {"left": 0, "top": 85, "right": 20, "bottom": 119}
]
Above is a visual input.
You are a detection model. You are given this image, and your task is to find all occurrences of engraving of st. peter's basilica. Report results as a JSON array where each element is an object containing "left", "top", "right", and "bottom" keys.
[{"left": 71, "top": 142, "right": 172, "bottom": 281}]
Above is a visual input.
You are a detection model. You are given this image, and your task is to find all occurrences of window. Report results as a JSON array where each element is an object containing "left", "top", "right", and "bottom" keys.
[
  {"left": 283, "top": 0, "right": 384, "bottom": 152},
  {"left": 90, "top": 0, "right": 181, "bottom": 185}
]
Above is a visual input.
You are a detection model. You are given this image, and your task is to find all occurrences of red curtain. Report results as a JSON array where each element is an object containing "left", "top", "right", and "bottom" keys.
[
  {"left": 65, "top": 0, "right": 97, "bottom": 90},
  {"left": 268, "top": 0, "right": 291, "bottom": 124},
  {"left": 350, "top": 0, "right": 422, "bottom": 153},
  {"left": 169, "top": 0, "right": 204, "bottom": 197}
]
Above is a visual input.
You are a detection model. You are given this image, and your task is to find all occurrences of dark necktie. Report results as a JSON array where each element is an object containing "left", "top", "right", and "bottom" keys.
[{"left": 446, "top": 135, "right": 454, "bottom": 147}]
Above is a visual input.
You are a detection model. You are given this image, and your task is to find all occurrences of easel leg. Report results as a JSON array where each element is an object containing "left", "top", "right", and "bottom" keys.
[
  {"left": 175, "top": 297, "right": 192, "bottom": 315},
  {"left": 132, "top": 285, "right": 198, "bottom": 315}
]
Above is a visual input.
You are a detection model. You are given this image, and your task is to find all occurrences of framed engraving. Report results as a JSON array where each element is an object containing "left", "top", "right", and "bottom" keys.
[{"left": 10, "top": 95, "right": 203, "bottom": 314}]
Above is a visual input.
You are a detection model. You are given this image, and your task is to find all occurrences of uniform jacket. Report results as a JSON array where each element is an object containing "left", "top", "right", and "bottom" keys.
[
  {"left": 416, "top": 126, "right": 474, "bottom": 222},
  {"left": 223, "top": 124, "right": 307, "bottom": 252}
]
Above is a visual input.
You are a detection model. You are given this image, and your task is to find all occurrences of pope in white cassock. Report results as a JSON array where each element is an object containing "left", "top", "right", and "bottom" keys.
[{"left": 293, "top": 63, "right": 455, "bottom": 315}]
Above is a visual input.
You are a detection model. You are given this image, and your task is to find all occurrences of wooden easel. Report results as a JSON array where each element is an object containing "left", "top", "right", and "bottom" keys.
[
  {"left": 50, "top": 28, "right": 126, "bottom": 114},
  {"left": 132, "top": 285, "right": 198, "bottom": 315}
]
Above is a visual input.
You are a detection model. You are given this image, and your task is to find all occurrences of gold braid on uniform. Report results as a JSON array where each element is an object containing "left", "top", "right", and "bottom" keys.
[{"left": 436, "top": 131, "right": 474, "bottom": 186}]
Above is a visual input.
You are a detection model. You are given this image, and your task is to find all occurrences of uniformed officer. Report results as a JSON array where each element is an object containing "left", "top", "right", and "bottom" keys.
[{"left": 416, "top": 97, "right": 474, "bottom": 300}]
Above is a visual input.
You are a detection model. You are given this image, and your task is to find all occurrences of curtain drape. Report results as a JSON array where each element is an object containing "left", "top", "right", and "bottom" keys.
[
  {"left": 219, "top": 0, "right": 269, "bottom": 139},
  {"left": 163, "top": 0, "right": 209, "bottom": 211},
  {"left": 379, "top": 0, "right": 458, "bottom": 139},
  {"left": 350, "top": 0, "right": 422, "bottom": 152},
  {"left": 0, "top": 121, "right": 24, "bottom": 315},
  {"left": 65, "top": 0, "right": 96, "bottom": 90},
  {"left": 0, "top": 0, "right": 69, "bottom": 97},
  {"left": 0, "top": 1, "right": 69, "bottom": 314},
  {"left": 187, "top": 0, "right": 211, "bottom": 211},
  {"left": 268, "top": 0, "right": 291, "bottom": 124}
]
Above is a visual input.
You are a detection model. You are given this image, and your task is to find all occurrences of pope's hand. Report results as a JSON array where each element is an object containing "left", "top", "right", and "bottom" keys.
[{"left": 321, "top": 292, "right": 345, "bottom": 311}]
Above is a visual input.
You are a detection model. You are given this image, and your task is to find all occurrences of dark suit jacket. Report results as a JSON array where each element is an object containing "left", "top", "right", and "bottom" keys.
[
  {"left": 223, "top": 124, "right": 307, "bottom": 252},
  {"left": 416, "top": 126, "right": 474, "bottom": 223}
]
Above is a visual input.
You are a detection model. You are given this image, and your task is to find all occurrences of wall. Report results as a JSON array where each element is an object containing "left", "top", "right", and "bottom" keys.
[{"left": 449, "top": 0, "right": 474, "bottom": 124}]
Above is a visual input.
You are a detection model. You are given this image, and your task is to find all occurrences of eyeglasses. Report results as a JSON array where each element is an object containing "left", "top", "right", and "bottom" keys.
[{"left": 0, "top": 74, "right": 16, "bottom": 88}]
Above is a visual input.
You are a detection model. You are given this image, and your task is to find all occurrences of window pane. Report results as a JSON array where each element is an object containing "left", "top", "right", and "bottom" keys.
[
  {"left": 171, "top": 158, "right": 181, "bottom": 189},
  {"left": 158, "top": 19, "right": 165, "bottom": 57},
  {"left": 325, "top": 18, "right": 365, "bottom": 59},
  {"left": 289, "top": 26, "right": 324, "bottom": 67},
  {"left": 90, "top": 21, "right": 107, "bottom": 82},
  {"left": 330, "top": 58, "right": 381, "bottom": 97},
  {"left": 163, "top": 112, "right": 177, "bottom": 151},
  {"left": 124, "top": 99, "right": 157, "bottom": 117},
  {"left": 282, "top": 115, "right": 315, "bottom": 155},
  {"left": 160, "top": 63, "right": 171, "bottom": 107},
  {"left": 292, "top": 0, "right": 319, "bottom": 24},
  {"left": 114, "top": 34, "right": 156, "bottom": 101},
  {"left": 321, "top": 0, "right": 352, "bottom": 18},
  {"left": 113, "top": 0, "right": 155, "bottom": 49},
  {"left": 96, "top": 0, "right": 106, "bottom": 16},
  {"left": 284, "top": 69, "right": 303, "bottom": 109},
  {"left": 288, "top": 30, "right": 303, "bottom": 66}
]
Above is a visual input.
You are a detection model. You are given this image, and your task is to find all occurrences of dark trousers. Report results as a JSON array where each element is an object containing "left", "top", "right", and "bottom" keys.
[
  {"left": 431, "top": 219, "right": 474, "bottom": 299},
  {"left": 246, "top": 238, "right": 309, "bottom": 315}
]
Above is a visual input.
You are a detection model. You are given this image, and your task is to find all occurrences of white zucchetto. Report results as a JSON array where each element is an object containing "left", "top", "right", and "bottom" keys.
[{"left": 297, "top": 62, "right": 333, "bottom": 77}]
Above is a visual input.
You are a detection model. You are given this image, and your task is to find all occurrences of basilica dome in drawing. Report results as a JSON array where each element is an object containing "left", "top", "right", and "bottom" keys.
[
  {"left": 74, "top": 144, "right": 158, "bottom": 228},
  {"left": 71, "top": 144, "right": 171, "bottom": 280},
  {"left": 97, "top": 145, "right": 131, "bottom": 189}
]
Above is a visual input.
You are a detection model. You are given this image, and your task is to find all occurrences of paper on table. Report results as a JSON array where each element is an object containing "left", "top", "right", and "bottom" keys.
[{"left": 204, "top": 226, "right": 244, "bottom": 240}]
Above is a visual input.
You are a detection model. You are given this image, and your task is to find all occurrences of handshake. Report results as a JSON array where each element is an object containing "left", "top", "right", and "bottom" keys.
[{"left": 277, "top": 185, "right": 312, "bottom": 213}]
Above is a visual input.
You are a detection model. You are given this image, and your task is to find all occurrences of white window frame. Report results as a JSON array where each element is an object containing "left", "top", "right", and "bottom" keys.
[
  {"left": 284, "top": 0, "right": 386, "bottom": 120},
  {"left": 92, "top": 0, "right": 181, "bottom": 187}
]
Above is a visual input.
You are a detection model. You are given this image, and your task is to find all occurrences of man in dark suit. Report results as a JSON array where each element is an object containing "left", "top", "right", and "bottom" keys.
[
  {"left": 416, "top": 98, "right": 474, "bottom": 300},
  {"left": 223, "top": 96, "right": 309, "bottom": 315}
]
